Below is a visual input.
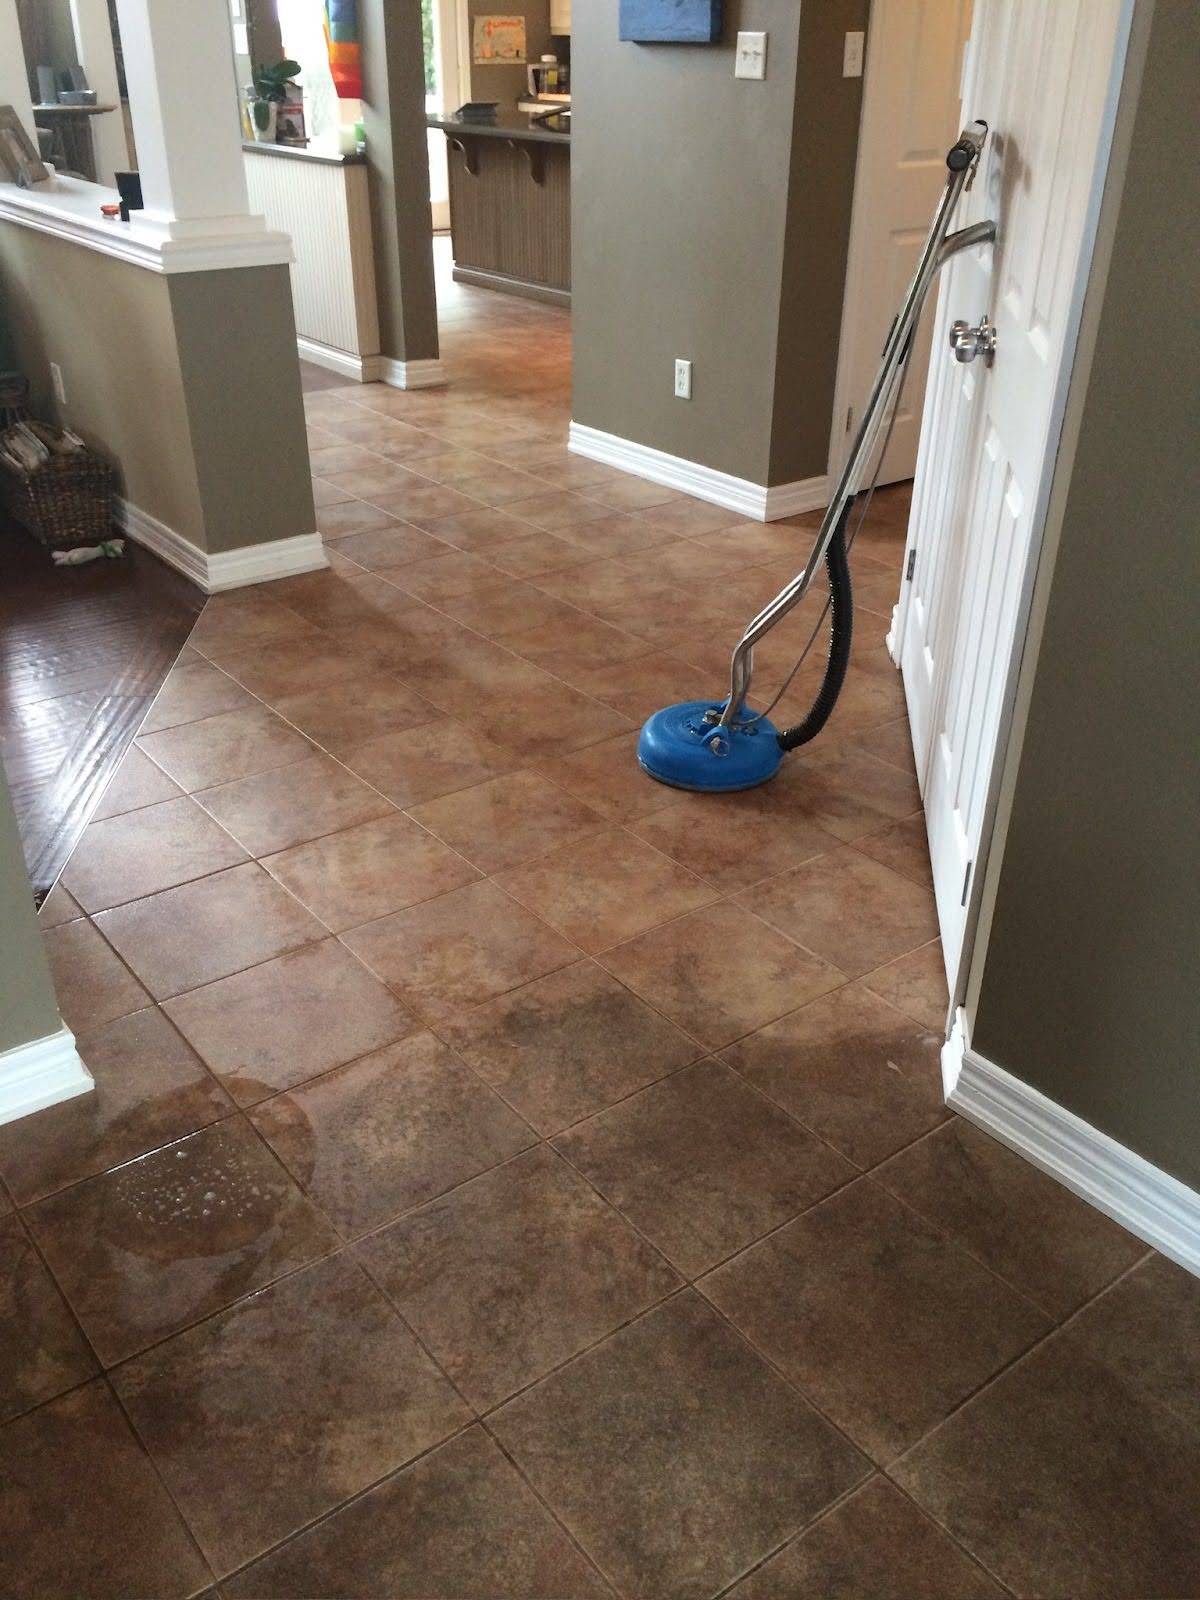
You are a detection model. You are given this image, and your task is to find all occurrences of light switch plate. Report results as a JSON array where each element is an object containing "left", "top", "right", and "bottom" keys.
[
  {"left": 735, "top": 31, "right": 768, "bottom": 81},
  {"left": 843, "top": 30, "right": 865, "bottom": 77}
]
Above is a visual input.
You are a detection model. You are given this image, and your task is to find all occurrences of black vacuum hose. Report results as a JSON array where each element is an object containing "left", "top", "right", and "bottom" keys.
[{"left": 775, "top": 498, "right": 854, "bottom": 752}]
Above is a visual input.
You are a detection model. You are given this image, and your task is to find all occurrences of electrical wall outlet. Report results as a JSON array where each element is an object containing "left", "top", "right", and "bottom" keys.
[
  {"left": 843, "top": 30, "right": 865, "bottom": 77},
  {"left": 734, "top": 32, "right": 768, "bottom": 80},
  {"left": 674, "top": 358, "right": 693, "bottom": 400},
  {"left": 50, "top": 362, "right": 67, "bottom": 405}
]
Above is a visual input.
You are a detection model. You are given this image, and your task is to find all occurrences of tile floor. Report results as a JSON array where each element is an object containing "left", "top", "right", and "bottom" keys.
[{"left": 3, "top": 250, "right": 1198, "bottom": 1599}]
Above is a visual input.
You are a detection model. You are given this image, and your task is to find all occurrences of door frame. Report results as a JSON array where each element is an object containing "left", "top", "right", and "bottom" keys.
[{"left": 890, "top": 0, "right": 1139, "bottom": 1015}]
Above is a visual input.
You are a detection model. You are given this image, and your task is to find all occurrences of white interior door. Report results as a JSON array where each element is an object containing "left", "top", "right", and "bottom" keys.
[
  {"left": 895, "top": 0, "right": 1132, "bottom": 983},
  {"left": 425, "top": 0, "right": 468, "bottom": 232},
  {"left": 831, "top": 0, "right": 974, "bottom": 486}
]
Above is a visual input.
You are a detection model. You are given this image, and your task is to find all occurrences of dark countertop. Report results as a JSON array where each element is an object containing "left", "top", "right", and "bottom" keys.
[
  {"left": 242, "top": 140, "right": 365, "bottom": 167},
  {"left": 428, "top": 109, "right": 570, "bottom": 146}
]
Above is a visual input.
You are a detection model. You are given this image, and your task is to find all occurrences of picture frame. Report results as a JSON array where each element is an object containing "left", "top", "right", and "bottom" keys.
[
  {"left": 619, "top": 0, "right": 723, "bottom": 43},
  {"left": 0, "top": 107, "right": 50, "bottom": 187}
]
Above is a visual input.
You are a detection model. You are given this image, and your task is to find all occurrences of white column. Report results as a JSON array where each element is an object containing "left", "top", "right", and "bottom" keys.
[
  {"left": 113, "top": 0, "right": 258, "bottom": 235},
  {"left": 68, "top": 0, "right": 131, "bottom": 186},
  {"left": 0, "top": 0, "right": 37, "bottom": 144}
]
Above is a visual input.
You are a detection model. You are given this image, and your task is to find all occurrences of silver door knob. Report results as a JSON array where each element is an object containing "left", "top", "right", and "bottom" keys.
[{"left": 949, "top": 315, "right": 997, "bottom": 364}]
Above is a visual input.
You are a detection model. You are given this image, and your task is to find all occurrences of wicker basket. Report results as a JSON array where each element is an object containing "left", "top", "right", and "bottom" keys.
[{"left": 0, "top": 421, "right": 115, "bottom": 551}]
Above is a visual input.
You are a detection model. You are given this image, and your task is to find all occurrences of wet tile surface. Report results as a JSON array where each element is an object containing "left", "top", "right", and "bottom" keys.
[
  {"left": 250, "top": 1031, "right": 534, "bottom": 1237},
  {"left": 492, "top": 1291, "right": 867, "bottom": 1600},
  {"left": 27, "top": 1117, "right": 338, "bottom": 1364},
  {"left": 0, "top": 1213, "right": 97, "bottom": 1423},
  {"left": 61, "top": 795, "right": 247, "bottom": 912},
  {"left": 703, "top": 1178, "right": 1049, "bottom": 1463},
  {"left": 360, "top": 1146, "right": 680, "bottom": 1410},
  {"left": 195, "top": 753, "right": 394, "bottom": 857},
  {"left": 408, "top": 770, "right": 606, "bottom": 873},
  {"left": 224, "top": 1427, "right": 610, "bottom": 1599},
  {"left": 42, "top": 917, "right": 150, "bottom": 1032},
  {"left": 114, "top": 1253, "right": 468, "bottom": 1577}
]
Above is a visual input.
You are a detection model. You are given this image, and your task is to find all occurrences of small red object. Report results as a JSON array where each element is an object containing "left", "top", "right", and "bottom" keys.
[{"left": 100, "top": 202, "right": 120, "bottom": 217}]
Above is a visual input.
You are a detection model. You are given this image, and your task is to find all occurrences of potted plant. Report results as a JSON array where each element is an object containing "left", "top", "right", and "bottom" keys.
[{"left": 249, "top": 58, "right": 302, "bottom": 142}]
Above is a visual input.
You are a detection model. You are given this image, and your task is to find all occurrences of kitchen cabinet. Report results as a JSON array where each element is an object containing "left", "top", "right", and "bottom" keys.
[{"left": 550, "top": 0, "right": 571, "bottom": 33}]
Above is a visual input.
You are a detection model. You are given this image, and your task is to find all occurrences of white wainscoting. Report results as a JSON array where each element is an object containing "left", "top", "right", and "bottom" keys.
[{"left": 244, "top": 151, "right": 379, "bottom": 380}]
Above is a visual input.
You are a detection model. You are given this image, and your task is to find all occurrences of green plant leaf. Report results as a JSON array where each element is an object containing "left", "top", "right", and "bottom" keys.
[{"left": 252, "top": 98, "right": 271, "bottom": 130}]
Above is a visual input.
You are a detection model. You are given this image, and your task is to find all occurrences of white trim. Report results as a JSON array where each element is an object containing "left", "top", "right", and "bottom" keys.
[
  {"left": 568, "top": 422, "right": 828, "bottom": 524},
  {"left": 380, "top": 357, "right": 447, "bottom": 391},
  {"left": 943, "top": 1011, "right": 1200, "bottom": 1277},
  {"left": 118, "top": 500, "right": 327, "bottom": 593},
  {"left": 296, "top": 336, "right": 382, "bottom": 385},
  {"left": 0, "top": 1026, "right": 92, "bottom": 1127},
  {"left": 0, "top": 176, "right": 292, "bottom": 275}
]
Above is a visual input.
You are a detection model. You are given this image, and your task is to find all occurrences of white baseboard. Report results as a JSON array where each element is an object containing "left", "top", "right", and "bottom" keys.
[
  {"left": 119, "top": 500, "right": 328, "bottom": 594},
  {"left": 380, "top": 357, "right": 447, "bottom": 391},
  {"left": 296, "top": 335, "right": 382, "bottom": 384},
  {"left": 567, "top": 421, "right": 828, "bottom": 524},
  {"left": 943, "top": 1011, "right": 1200, "bottom": 1277},
  {"left": 0, "top": 1025, "right": 92, "bottom": 1128}
]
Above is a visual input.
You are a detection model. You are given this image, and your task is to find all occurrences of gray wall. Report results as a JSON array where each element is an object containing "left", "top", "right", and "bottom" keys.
[
  {"left": 571, "top": 0, "right": 866, "bottom": 487},
  {"left": 972, "top": 0, "right": 1199, "bottom": 1188},
  {"left": 0, "top": 767, "right": 62, "bottom": 1058}
]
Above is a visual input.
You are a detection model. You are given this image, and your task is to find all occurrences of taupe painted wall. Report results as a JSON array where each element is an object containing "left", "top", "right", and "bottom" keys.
[
  {"left": 466, "top": 0, "right": 553, "bottom": 106},
  {"left": 0, "top": 767, "right": 61, "bottom": 1058},
  {"left": 0, "top": 228, "right": 314, "bottom": 557},
  {"left": 360, "top": 0, "right": 440, "bottom": 364},
  {"left": 571, "top": 0, "right": 866, "bottom": 486},
  {"left": 971, "top": 0, "right": 1200, "bottom": 1188}
]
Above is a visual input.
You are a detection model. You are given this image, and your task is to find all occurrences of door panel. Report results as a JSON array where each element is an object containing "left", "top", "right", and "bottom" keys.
[{"left": 895, "top": 0, "right": 1130, "bottom": 981}]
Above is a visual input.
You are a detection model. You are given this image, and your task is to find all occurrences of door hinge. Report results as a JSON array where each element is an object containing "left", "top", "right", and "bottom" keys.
[
  {"left": 960, "top": 859, "right": 973, "bottom": 906},
  {"left": 844, "top": 404, "right": 854, "bottom": 434},
  {"left": 906, "top": 548, "right": 917, "bottom": 581}
]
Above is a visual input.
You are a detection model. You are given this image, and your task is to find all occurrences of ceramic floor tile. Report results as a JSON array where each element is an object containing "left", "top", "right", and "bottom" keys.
[
  {"left": 328, "top": 521, "right": 450, "bottom": 571},
  {"left": 164, "top": 939, "right": 418, "bottom": 1107},
  {"left": 486, "top": 528, "right": 596, "bottom": 577},
  {"left": 535, "top": 731, "right": 680, "bottom": 823},
  {"left": 496, "top": 827, "right": 717, "bottom": 953},
  {"left": 435, "top": 576, "right": 580, "bottom": 639},
  {"left": 853, "top": 812, "right": 933, "bottom": 890},
  {"left": 634, "top": 500, "right": 750, "bottom": 539},
  {"left": 35, "top": 883, "right": 81, "bottom": 927},
  {"left": 892, "top": 1323, "right": 1200, "bottom": 1599},
  {"left": 339, "top": 718, "right": 522, "bottom": 808},
  {"left": 0, "top": 1379, "right": 211, "bottom": 1600},
  {"left": 0, "top": 1007, "right": 233, "bottom": 1205},
  {"left": 847, "top": 716, "right": 917, "bottom": 774},
  {"left": 420, "top": 504, "right": 537, "bottom": 551},
  {"left": 876, "top": 1119, "right": 1148, "bottom": 1320},
  {"left": 342, "top": 880, "right": 577, "bottom": 1025},
  {"left": 861, "top": 939, "right": 949, "bottom": 1032},
  {"left": 0, "top": 1213, "right": 97, "bottom": 1424},
  {"left": 408, "top": 770, "right": 606, "bottom": 874},
  {"left": 61, "top": 796, "right": 247, "bottom": 913},
  {"left": 95, "top": 862, "right": 324, "bottom": 1000},
  {"left": 565, "top": 648, "right": 704, "bottom": 724},
  {"left": 492, "top": 1290, "right": 867, "bottom": 1600},
  {"left": 114, "top": 1253, "right": 469, "bottom": 1578},
  {"left": 250, "top": 1031, "right": 534, "bottom": 1237},
  {"left": 209, "top": 633, "right": 379, "bottom": 701},
  {"left": 195, "top": 753, "right": 394, "bottom": 857},
  {"left": 92, "top": 746, "right": 183, "bottom": 820},
  {"left": 140, "top": 661, "right": 257, "bottom": 734},
  {"left": 27, "top": 1117, "right": 338, "bottom": 1366},
  {"left": 742, "top": 847, "right": 938, "bottom": 980},
  {"left": 502, "top": 491, "right": 613, "bottom": 534},
  {"left": 223, "top": 1425, "right": 609, "bottom": 1599},
  {"left": 267, "top": 672, "right": 437, "bottom": 755},
  {"left": 504, "top": 611, "right": 652, "bottom": 677},
  {"left": 629, "top": 791, "right": 839, "bottom": 891},
  {"left": 42, "top": 917, "right": 151, "bottom": 1032},
  {"left": 1069, "top": 1254, "right": 1200, "bottom": 1430},
  {"left": 749, "top": 744, "right": 921, "bottom": 843},
  {"left": 440, "top": 960, "right": 700, "bottom": 1136},
  {"left": 137, "top": 705, "right": 314, "bottom": 792},
  {"left": 703, "top": 1178, "right": 1049, "bottom": 1463},
  {"left": 315, "top": 500, "right": 404, "bottom": 538},
  {"left": 557, "top": 1059, "right": 853, "bottom": 1278},
  {"left": 383, "top": 548, "right": 503, "bottom": 600},
  {"left": 262, "top": 810, "right": 481, "bottom": 932},
  {"left": 360, "top": 1145, "right": 680, "bottom": 1410},
  {"left": 187, "top": 591, "right": 316, "bottom": 656},
  {"left": 600, "top": 900, "right": 845, "bottom": 1050},
  {"left": 367, "top": 482, "right": 485, "bottom": 529},
  {"left": 727, "top": 1476, "right": 1005, "bottom": 1599},
  {"left": 721, "top": 984, "right": 946, "bottom": 1170}
]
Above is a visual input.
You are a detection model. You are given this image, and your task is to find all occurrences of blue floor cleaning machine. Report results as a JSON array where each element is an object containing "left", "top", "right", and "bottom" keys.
[{"left": 638, "top": 122, "right": 995, "bottom": 794}]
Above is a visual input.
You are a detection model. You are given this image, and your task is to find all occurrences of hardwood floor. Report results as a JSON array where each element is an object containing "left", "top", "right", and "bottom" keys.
[{"left": 0, "top": 514, "right": 202, "bottom": 900}]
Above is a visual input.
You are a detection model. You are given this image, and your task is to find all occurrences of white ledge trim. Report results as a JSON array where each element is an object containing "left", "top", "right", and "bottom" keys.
[
  {"left": 943, "top": 1011, "right": 1200, "bottom": 1277},
  {"left": 119, "top": 499, "right": 327, "bottom": 593},
  {"left": 0, "top": 1025, "right": 92, "bottom": 1127},
  {"left": 0, "top": 176, "right": 292, "bottom": 275},
  {"left": 568, "top": 421, "right": 829, "bottom": 523}
]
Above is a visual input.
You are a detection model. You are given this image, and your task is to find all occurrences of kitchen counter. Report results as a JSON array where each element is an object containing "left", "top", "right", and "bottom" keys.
[
  {"left": 427, "top": 109, "right": 570, "bottom": 146},
  {"left": 242, "top": 140, "right": 365, "bottom": 167},
  {"left": 428, "top": 111, "right": 571, "bottom": 305}
]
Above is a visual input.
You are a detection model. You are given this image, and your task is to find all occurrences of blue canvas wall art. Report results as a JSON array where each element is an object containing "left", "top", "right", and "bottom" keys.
[{"left": 619, "top": 0, "right": 723, "bottom": 44}]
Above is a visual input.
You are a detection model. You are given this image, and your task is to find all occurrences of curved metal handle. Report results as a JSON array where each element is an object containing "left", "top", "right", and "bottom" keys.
[{"left": 949, "top": 314, "right": 997, "bottom": 364}]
